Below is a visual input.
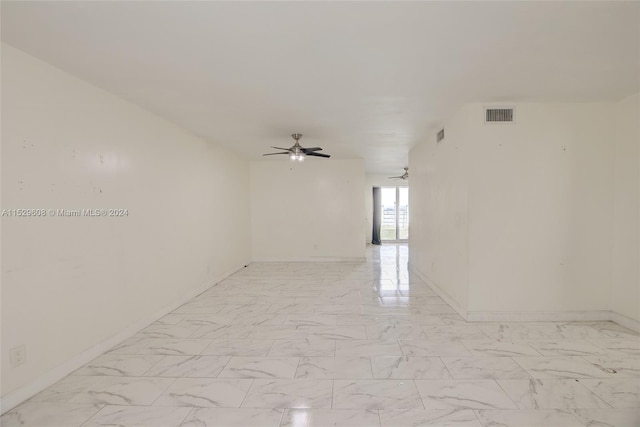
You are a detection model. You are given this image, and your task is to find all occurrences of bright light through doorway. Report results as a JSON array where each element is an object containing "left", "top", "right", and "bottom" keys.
[{"left": 381, "top": 187, "right": 409, "bottom": 241}]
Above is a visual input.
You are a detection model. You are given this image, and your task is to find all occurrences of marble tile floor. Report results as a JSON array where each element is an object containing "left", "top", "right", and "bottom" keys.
[{"left": 3, "top": 244, "right": 640, "bottom": 426}]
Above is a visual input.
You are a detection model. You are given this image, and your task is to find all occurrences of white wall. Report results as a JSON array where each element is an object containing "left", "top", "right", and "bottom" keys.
[
  {"left": 410, "top": 101, "right": 622, "bottom": 318},
  {"left": 251, "top": 159, "right": 365, "bottom": 261},
  {"left": 612, "top": 93, "right": 640, "bottom": 323},
  {"left": 466, "top": 103, "right": 614, "bottom": 315},
  {"left": 1, "top": 45, "right": 251, "bottom": 403},
  {"left": 364, "top": 174, "right": 408, "bottom": 244},
  {"left": 409, "top": 106, "right": 471, "bottom": 314}
]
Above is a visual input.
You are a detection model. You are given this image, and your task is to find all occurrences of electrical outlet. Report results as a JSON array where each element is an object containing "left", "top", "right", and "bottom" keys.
[{"left": 10, "top": 345, "right": 26, "bottom": 368}]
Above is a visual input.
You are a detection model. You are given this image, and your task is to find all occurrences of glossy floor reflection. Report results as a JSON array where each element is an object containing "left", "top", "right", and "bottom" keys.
[{"left": 3, "top": 244, "right": 640, "bottom": 426}]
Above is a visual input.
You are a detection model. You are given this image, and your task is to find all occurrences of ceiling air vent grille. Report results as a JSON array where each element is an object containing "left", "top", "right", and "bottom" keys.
[
  {"left": 436, "top": 128, "right": 445, "bottom": 142},
  {"left": 485, "top": 108, "right": 514, "bottom": 123}
]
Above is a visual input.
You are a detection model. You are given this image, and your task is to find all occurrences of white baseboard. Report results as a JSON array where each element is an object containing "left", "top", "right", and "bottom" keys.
[
  {"left": 252, "top": 257, "right": 367, "bottom": 263},
  {"left": 408, "top": 263, "right": 640, "bottom": 333},
  {"left": 611, "top": 310, "right": 640, "bottom": 333},
  {"left": 466, "top": 309, "right": 640, "bottom": 333},
  {"left": 409, "top": 263, "right": 468, "bottom": 319},
  {"left": 0, "top": 262, "right": 248, "bottom": 415},
  {"left": 466, "top": 310, "right": 612, "bottom": 322}
]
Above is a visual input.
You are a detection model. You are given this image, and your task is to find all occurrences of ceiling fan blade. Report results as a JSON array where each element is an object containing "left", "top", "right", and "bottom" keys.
[
  {"left": 270, "top": 146, "right": 291, "bottom": 151},
  {"left": 305, "top": 152, "right": 331, "bottom": 158},
  {"left": 262, "top": 152, "right": 289, "bottom": 156},
  {"left": 389, "top": 176, "right": 402, "bottom": 179},
  {"left": 301, "top": 147, "right": 323, "bottom": 153}
]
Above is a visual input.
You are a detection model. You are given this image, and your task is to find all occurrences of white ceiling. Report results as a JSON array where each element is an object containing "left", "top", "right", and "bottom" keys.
[{"left": 2, "top": 1, "right": 639, "bottom": 174}]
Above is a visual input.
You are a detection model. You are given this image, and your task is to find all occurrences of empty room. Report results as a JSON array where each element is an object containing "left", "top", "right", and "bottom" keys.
[{"left": 1, "top": 2, "right": 639, "bottom": 426}]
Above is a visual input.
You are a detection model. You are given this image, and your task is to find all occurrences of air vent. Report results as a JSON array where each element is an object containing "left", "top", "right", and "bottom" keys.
[
  {"left": 485, "top": 108, "right": 514, "bottom": 123},
  {"left": 436, "top": 128, "right": 445, "bottom": 142}
]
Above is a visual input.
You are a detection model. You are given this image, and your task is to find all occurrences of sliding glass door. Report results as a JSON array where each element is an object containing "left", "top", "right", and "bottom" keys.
[
  {"left": 381, "top": 187, "right": 397, "bottom": 241},
  {"left": 398, "top": 187, "right": 409, "bottom": 240},
  {"left": 380, "top": 186, "right": 409, "bottom": 242}
]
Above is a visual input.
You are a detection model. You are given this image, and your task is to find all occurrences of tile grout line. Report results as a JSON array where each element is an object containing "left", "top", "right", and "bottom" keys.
[
  {"left": 493, "top": 377, "right": 520, "bottom": 410},
  {"left": 146, "top": 376, "right": 178, "bottom": 407},
  {"left": 330, "top": 378, "right": 335, "bottom": 409},
  {"left": 237, "top": 379, "right": 255, "bottom": 409},
  {"left": 292, "top": 356, "right": 303, "bottom": 380},
  {"left": 177, "top": 406, "right": 197, "bottom": 427},
  {"left": 412, "top": 379, "right": 426, "bottom": 410},
  {"left": 574, "top": 379, "right": 616, "bottom": 409},
  {"left": 215, "top": 354, "right": 235, "bottom": 378},
  {"left": 139, "top": 355, "right": 168, "bottom": 377},
  {"left": 277, "top": 408, "right": 286, "bottom": 427},
  {"left": 77, "top": 403, "right": 108, "bottom": 427},
  {"left": 438, "top": 356, "right": 454, "bottom": 380},
  {"left": 567, "top": 408, "right": 591, "bottom": 427},
  {"left": 471, "top": 408, "right": 485, "bottom": 426}
]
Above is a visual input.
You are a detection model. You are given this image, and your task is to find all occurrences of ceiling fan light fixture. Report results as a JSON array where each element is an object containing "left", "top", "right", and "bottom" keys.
[
  {"left": 290, "top": 142, "right": 305, "bottom": 161},
  {"left": 290, "top": 152, "right": 305, "bottom": 161}
]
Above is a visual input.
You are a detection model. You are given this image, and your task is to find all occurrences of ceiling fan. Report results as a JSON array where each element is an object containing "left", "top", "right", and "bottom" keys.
[
  {"left": 262, "top": 133, "right": 331, "bottom": 161},
  {"left": 389, "top": 167, "right": 409, "bottom": 180}
]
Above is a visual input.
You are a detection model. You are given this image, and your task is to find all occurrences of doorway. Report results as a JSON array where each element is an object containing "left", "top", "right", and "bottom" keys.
[{"left": 381, "top": 186, "right": 409, "bottom": 242}]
